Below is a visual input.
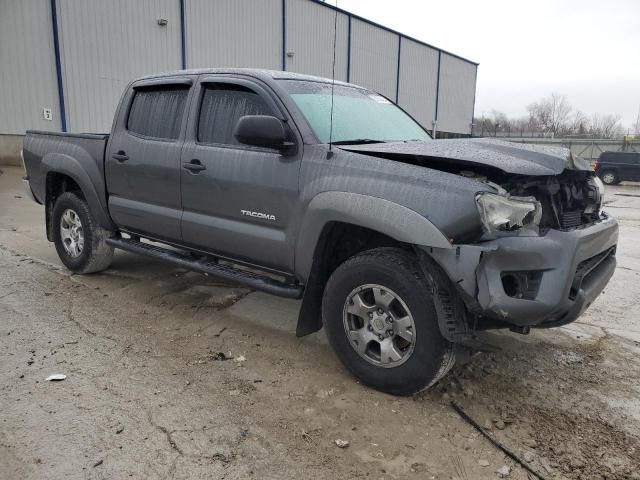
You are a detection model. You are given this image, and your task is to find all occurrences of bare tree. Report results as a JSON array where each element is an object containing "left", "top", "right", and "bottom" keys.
[
  {"left": 474, "top": 94, "right": 625, "bottom": 139},
  {"left": 590, "top": 113, "right": 622, "bottom": 139},
  {"left": 569, "top": 110, "right": 589, "bottom": 136},
  {"left": 526, "top": 93, "right": 573, "bottom": 136}
]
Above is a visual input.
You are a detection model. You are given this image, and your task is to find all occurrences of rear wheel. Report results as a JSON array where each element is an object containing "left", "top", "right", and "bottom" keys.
[
  {"left": 52, "top": 192, "right": 114, "bottom": 273},
  {"left": 322, "top": 247, "right": 454, "bottom": 395},
  {"left": 600, "top": 170, "right": 619, "bottom": 185}
]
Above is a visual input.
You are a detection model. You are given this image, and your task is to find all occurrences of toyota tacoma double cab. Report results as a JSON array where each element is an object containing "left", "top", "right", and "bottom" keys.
[{"left": 22, "top": 69, "right": 618, "bottom": 395}]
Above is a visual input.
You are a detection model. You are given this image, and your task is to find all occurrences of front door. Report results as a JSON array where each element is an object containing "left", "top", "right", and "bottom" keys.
[
  {"left": 180, "top": 77, "right": 301, "bottom": 272},
  {"left": 106, "top": 77, "right": 193, "bottom": 242}
]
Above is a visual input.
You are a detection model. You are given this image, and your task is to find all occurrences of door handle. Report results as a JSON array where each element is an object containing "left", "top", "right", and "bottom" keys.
[
  {"left": 183, "top": 160, "right": 206, "bottom": 172},
  {"left": 111, "top": 151, "right": 129, "bottom": 162}
]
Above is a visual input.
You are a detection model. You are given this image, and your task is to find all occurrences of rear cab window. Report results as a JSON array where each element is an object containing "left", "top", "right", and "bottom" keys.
[{"left": 127, "top": 85, "right": 190, "bottom": 140}]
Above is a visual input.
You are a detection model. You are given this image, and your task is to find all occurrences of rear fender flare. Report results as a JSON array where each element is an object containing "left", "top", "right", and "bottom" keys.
[{"left": 41, "top": 153, "right": 115, "bottom": 234}]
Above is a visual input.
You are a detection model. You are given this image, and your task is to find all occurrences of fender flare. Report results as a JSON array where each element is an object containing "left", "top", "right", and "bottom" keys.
[
  {"left": 294, "top": 192, "right": 453, "bottom": 337},
  {"left": 41, "top": 152, "right": 115, "bottom": 233},
  {"left": 294, "top": 191, "right": 452, "bottom": 281}
]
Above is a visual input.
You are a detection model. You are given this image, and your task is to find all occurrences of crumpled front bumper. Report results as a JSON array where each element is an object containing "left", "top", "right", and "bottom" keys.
[{"left": 427, "top": 215, "right": 618, "bottom": 327}]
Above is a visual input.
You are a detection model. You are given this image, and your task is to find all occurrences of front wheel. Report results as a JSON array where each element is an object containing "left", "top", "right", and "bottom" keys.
[
  {"left": 322, "top": 247, "right": 454, "bottom": 395},
  {"left": 52, "top": 192, "right": 114, "bottom": 274}
]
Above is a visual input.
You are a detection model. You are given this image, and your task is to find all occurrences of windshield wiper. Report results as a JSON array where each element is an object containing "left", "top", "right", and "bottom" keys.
[{"left": 331, "top": 138, "right": 387, "bottom": 145}]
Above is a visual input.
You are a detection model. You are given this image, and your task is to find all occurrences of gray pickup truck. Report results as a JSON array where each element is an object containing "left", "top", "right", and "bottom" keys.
[{"left": 22, "top": 68, "right": 618, "bottom": 395}]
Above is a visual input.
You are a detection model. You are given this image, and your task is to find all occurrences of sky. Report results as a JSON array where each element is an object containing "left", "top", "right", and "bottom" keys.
[{"left": 336, "top": 0, "right": 640, "bottom": 131}]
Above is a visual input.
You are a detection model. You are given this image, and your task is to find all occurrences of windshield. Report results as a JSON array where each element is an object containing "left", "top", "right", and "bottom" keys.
[{"left": 279, "top": 80, "right": 431, "bottom": 144}]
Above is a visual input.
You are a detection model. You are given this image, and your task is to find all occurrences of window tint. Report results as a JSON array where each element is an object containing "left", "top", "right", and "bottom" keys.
[
  {"left": 198, "top": 84, "right": 272, "bottom": 145},
  {"left": 127, "top": 85, "right": 189, "bottom": 140}
]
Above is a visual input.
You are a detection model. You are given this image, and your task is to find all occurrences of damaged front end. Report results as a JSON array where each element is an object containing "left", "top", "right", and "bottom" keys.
[
  {"left": 462, "top": 169, "right": 606, "bottom": 241},
  {"left": 498, "top": 171, "right": 605, "bottom": 233},
  {"left": 341, "top": 139, "right": 617, "bottom": 340},
  {"left": 422, "top": 168, "right": 616, "bottom": 342}
]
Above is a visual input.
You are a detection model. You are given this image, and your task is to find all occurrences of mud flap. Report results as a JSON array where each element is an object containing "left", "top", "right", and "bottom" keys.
[{"left": 296, "top": 267, "right": 325, "bottom": 337}]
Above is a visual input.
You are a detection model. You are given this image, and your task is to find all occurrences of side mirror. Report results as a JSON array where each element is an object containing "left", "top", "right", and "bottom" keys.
[{"left": 233, "top": 115, "right": 293, "bottom": 151}]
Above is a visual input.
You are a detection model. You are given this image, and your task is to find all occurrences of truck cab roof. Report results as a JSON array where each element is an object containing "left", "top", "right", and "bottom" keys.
[{"left": 136, "top": 68, "right": 358, "bottom": 89}]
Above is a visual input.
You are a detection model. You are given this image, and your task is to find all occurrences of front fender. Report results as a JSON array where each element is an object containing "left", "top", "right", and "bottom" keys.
[
  {"left": 294, "top": 191, "right": 452, "bottom": 280},
  {"left": 41, "top": 152, "right": 115, "bottom": 232}
]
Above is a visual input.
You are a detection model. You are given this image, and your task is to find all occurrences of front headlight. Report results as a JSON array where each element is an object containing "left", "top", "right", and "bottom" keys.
[{"left": 476, "top": 192, "right": 542, "bottom": 234}]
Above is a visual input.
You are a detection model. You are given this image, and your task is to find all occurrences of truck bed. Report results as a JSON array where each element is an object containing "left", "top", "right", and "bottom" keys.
[{"left": 22, "top": 130, "right": 109, "bottom": 206}]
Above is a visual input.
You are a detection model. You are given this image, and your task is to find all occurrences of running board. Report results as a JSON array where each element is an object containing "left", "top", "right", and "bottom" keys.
[{"left": 106, "top": 237, "right": 303, "bottom": 299}]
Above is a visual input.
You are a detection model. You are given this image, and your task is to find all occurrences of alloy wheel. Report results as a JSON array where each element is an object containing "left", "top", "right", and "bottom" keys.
[
  {"left": 60, "top": 208, "right": 84, "bottom": 257},
  {"left": 342, "top": 284, "right": 416, "bottom": 368}
]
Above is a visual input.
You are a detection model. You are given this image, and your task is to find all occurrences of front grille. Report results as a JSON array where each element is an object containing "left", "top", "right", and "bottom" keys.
[{"left": 559, "top": 211, "right": 582, "bottom": 229}]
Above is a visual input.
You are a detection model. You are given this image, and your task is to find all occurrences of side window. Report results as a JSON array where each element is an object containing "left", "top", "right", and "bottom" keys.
[
  {"left": 198, "top": 84, "right": 272, "bottom": 146},
  {"left": 127, "top": 85, "right": 190, "bottom": 140}
]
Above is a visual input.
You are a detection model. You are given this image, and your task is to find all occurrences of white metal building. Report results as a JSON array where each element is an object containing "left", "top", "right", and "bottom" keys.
[{"left": 0, "top": 0, "right": 477, "bottom": 146}]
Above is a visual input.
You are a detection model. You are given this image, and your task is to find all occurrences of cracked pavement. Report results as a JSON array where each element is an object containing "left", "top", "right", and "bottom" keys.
[{"left": 1, "top": 166, "right": 639, "bottom": 479}]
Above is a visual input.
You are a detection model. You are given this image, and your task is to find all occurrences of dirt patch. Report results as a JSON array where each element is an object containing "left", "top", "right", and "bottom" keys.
[{"left": 1, "top": 240, "right": 640, "bottom": 479}]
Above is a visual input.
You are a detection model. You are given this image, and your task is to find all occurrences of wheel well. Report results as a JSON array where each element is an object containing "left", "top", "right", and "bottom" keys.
[
  {"left": 295, "top": 221, "right": 407, "bottom": 337},
  {"left": 314, "top": 222, "right": 403, "bottom": 279},
  {"left": 45, "top": 173, "right": 84, "bottom": 241}
]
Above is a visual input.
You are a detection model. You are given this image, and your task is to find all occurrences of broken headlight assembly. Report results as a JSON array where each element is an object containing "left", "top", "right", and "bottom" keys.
[{"left": 476, "top": 192, "right": 542, "bottom": 234}]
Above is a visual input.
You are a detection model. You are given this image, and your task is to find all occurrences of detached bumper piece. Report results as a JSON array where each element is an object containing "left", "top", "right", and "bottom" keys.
[{"left": 106, "top": 236, "right": 303, "bottom": 299}]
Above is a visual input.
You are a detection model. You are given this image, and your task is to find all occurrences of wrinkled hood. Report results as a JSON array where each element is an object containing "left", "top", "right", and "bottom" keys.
[{"left": 338, "top": 138, "right": 591, "bottom": 176}]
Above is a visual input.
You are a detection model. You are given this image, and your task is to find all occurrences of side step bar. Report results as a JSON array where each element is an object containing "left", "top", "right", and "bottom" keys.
[{"left": 106, "top": 237, "right": 303, "bottom": 299}]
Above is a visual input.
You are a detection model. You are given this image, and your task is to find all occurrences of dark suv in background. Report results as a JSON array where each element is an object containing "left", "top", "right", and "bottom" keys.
[{"left": 595, "top": 151, "right": 640, "bottom": 185}]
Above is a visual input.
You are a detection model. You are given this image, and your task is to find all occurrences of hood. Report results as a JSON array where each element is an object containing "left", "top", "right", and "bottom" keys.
[{"left": 338, "top": 138, "right": 591, "bottom": 176}]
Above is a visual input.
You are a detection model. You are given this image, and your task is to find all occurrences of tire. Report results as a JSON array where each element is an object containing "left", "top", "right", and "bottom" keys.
[
  {"left": 52, "top": 192, "right": 114, "bottom": 274},
  {"left": 600, "top": 170, "right": 619, "bottom": 185},
  {"left": 322, "top": 247, "right": 454, "bottom": 396}
]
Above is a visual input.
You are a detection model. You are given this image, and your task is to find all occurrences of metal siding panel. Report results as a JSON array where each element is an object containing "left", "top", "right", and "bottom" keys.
[
  {"left": 349, "top": 19, "right": 398, "bottom": 99},
  {"left": 0, "top": 0, "right": 61, "bottom": 134},
  {"left": 397, "top": 38, "right": 439, "bottom": 130},
  {"left": 57, "top": 0, "right": 182, "bottom": 132},
  {"left": 437, "top": 53, "right": 477, "bottom": 134},
  {"left": 186, "top": 0, "right": 282, "bottom": 70},
  {"left": 284, "top": 0, "right": 348, "bottom": 81}
]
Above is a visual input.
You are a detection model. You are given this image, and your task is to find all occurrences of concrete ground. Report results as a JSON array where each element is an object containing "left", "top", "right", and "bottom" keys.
[{"left": 1, "top": 165, "right": 639, "bottom": 480}]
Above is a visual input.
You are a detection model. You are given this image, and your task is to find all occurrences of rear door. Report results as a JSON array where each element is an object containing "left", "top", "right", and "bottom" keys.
[
  {"left": 106, "top": 76, "right": 193, "bottom": 242},
  {"left": 179, "top": 76, "right": 302, "bottom": 272}
]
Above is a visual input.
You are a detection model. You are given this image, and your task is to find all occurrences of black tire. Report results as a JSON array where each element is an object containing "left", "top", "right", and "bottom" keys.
[
  {"left": 322, "top": 247, "right": 454, "bottom": 396},
  {"left": 52, "top": 192, "right": 114, "bottom": 274},
  {"left": 600, "top": 170, "right": 619, "bottom": 185}
]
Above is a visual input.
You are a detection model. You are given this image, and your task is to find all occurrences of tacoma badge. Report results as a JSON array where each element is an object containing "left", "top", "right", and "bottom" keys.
[{"left": 241, "top": 210, "right": 276, "bottom": 221}]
